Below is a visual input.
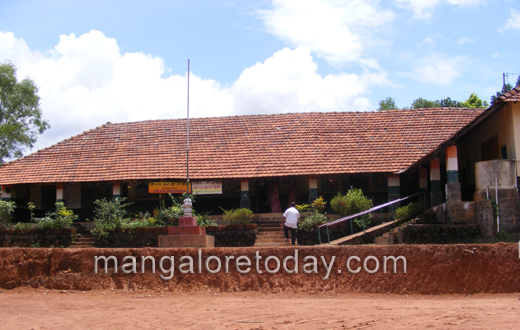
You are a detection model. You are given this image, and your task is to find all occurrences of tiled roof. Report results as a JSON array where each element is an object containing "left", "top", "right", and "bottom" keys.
[
  {"left": 0, "top": 109, "right": 483, "bottom": 184},
  {"left": 499, "top": 86, "right": 520, "bottom": 102}
]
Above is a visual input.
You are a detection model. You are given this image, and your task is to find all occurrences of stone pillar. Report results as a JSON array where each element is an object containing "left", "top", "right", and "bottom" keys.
[
  {"left": 112, "top": 182, "right": 121, "bottom": 200},
  {"left": 1, "top": 186, "right": 11, "bottom": 201},
  {"left": 56, "top": 183, "right": 64, "bottom": 203},
  {"left": 309, "top": 177, "right": 318, "bottom": 204},
  {"left": 388, "top": 173, "right": 400, "bottom": 203},
  {"left": 430, "top": 158, "right": 443, "bottom": 207},
  {"left": 240, "top": 179, "right": 250, "bottom": 209},
  {"left": 445, "top": 145, "right": 461, "bottom": 201}
]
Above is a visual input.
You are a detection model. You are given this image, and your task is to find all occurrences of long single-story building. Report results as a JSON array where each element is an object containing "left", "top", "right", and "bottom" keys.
[{"left": 3, "top": 84, "right": 520, "bottom": 227}]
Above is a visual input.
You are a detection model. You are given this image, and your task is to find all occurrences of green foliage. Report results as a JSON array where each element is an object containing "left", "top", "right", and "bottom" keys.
[
  {"left": 27, "top": 202, "right": 35, "bottom": 220},
  {"left": 395, "top": 202, "right": 425, "bottom": 224},
  {"left": 34, "top": 202, "right": 77, "bottom": 230},
  {"left": 462, "top": 93, "right": 488, "bottom": 109},
  {"left": 91, "top": 197, "right": 133, "bottom": 239},
  {"left": 196, "top": 211, "right": 218, "bottom": 227},
  {"left": 311, "top": 196, "right": 327, "bottom": 213},
  {"left": 330, "top": 189, "right": 373, "bottom": 217},
  {"left": 490, "top": 78, "right": 519, "bottom": 105},
  {"left": 298, "top": 210, "right": 329, "bottom": 232},
  {"left": 438, "top": 97, "right": 462, "bottom": 108},
  {"left": 0, "top": 200, "right": 16, "bottom": 224},
  {"left": 0, "top": 61, "right": 50, "bottom": 163},
  {"left": 295, "top": 204, "right": 310, "bottom": 212},
  {"left": 154, "top": 199, "right": 182, "bottom": 225},
  {"left": 220, "top": 207, "right": 252, "bottom": 225},
  {"left": 410, "top": 97, "right": 440, "bottom": 109},
  {"left": 378, "top": 97, "right": 398, "bottom": 111},
  {"left": 10, "top": 221, "right": 36, "bottom": 232}
]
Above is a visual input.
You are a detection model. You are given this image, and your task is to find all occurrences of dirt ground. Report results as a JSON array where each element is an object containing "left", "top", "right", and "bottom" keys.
[{"left": 1, "top": 288, "right": 519, "bottom": 329}]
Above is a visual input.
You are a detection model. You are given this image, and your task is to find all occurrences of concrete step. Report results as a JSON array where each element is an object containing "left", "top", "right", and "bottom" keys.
[
  {"left": 257, "top": 227, "right": 284, "bottom": 232},
  {"left": 256, "top": 238, "right": 285, "bottom": 243},
  {"left": 253, "top": 242, "right": 294, "bottom": 247},
  {"left": 257, "top": 232, "right": 285, "bottom": 237}
]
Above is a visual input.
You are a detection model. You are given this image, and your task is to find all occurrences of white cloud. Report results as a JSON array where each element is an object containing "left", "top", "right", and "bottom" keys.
[
  {"left": 258, "top": 0, "right": 394, "bottom": 67},
  {"left": 458, "top": 37, "right": 474, "bottom": 44},
  {"left": 492, "top": 52, "right": 499, "bottom": 58},
  {"left": 396, "top": 0, "right": 441, "bottom": 20},
  {"left": 229, "top": 47, "right": 388, "bottom": 115},
  {"left": 500, "top": 9, "right": 520, "bottom": 32},
  {"left": 0, "top": 30, "right": 385, "bottom": 154},
  {"left": 397, "top": 0, "right": 483, "bottom": 20},
  {"left": 410, "top": 57, "right": 462, "bottom": 85}
]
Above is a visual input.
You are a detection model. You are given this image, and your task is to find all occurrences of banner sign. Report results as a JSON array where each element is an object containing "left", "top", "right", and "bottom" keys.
[
  {"left": 149, "top": 182, "right": 191, "bottom": 194},
  {"left": 192, "top": 181, "right": 223, "bottom": 195}
]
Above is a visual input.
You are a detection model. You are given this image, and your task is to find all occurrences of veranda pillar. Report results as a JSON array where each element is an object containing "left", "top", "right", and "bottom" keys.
[
  {"left": 430, "top": 158, "right": 443, "bottom": 207},
  {"left": 240, "top": 179, "right": 251, "bottom": 209},
  {"left": 445, "top": 145, "right": 461, "bottom": 201}
]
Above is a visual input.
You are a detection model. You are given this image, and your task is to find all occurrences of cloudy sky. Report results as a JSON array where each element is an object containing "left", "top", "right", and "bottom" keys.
[{"left": 1, "top": 0, "right": 519, "bottom": 155}]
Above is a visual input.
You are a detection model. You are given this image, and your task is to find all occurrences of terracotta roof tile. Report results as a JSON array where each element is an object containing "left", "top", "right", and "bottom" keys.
[
  {"left": 0, "top": 109, "right": 483, "bottom": 184},
  {"left": 499, "top": 86, "right": 520, "bottom": 102}
]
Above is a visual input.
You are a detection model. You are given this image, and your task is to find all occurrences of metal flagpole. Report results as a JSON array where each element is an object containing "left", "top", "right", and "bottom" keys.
[{"left": 186, "top": 59, "right": 190, "bottom": 194}]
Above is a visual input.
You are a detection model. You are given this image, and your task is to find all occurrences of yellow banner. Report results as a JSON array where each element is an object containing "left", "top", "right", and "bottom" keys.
[
  {"left": 192, "top": 181, "right": 222, "bottom": 195},
  {"left": 148, "top": 182, "right": 191, "bottom": 194}
]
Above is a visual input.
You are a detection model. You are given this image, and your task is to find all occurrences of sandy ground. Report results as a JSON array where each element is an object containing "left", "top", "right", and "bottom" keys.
[{"left": 1, "top": 288, "right": 519, "bottom": 330}]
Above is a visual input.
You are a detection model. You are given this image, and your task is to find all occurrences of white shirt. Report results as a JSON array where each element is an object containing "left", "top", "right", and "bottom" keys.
[{"left": 283, "top": 207, "right": 300, "bottom": 229}]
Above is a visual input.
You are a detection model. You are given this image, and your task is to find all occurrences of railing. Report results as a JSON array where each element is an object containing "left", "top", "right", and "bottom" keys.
[{"left": 318, "top": 192, "right": 426, "bottom": 244}]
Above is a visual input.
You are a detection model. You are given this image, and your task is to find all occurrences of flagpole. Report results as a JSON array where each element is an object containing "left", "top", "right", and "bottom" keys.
[{"left": 186, "top": 59, "right": 190, "bottom": 194}]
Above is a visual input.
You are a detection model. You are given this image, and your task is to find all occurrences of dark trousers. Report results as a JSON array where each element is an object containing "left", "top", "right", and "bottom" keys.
[{"left": 284, "top": 225, "right": 297, "bottom": 245}]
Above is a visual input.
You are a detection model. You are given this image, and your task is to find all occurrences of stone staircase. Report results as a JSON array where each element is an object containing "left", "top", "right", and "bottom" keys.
[
  {"left": 253, "top": 214, "right": 293, "bottom": 247},
  {"left": 69, "top": 233, "right": 95, "bottom": 248},
  {"left": 374, "top": 227, "right": 402, "bottom": 245}
]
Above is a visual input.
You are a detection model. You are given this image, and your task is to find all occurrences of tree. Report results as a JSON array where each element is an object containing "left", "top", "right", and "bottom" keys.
[
  {"left": 0, "top": 61, "right": 49, "bottom": 163},
  {"left": 490, "top": 74, "right": 520, "bottom": 105},
  {"left": 462, "top": 93, "right": 489, "bottom": 109},
  {"left": 438, "top": 97, "right": 462, "bottom": 108},
  {"left": 410, "top": 97, "right": 440, "bottom": 109},
  {"left": 378, "top": 97, "right": 398, "bottom": 111}
]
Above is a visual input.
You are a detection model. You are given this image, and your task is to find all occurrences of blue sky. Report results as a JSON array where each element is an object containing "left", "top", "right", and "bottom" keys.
[{"left": 1, "top": 0, "right": 519, "bottom": 154}]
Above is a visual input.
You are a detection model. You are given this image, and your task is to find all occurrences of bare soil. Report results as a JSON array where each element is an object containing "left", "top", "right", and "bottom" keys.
[{"left": 1, "top": 289, "right": 519, "bottom": 329}]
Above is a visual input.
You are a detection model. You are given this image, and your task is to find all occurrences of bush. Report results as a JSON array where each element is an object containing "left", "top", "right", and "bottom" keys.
[
  {"left": 330, "top": 189, "right": 373, "bottom": 217},
  {"left": 196, "top": 211, "right": 218, "bottom": 227},
  {"left": 311, "top": 196, "right": 327, "bottom": 213},
  {"left": 298, "top": 211, "right": 329, "bottom": 232},
  {"left": 0, "top": 200, "right": 16, "bottom": 224},
  {"left": 34, "top": 202, "right": 77, "bottom": 230},
  {"left": 91, "top": 197, "right": 133, "bottom": 239},
  {"left": 395, "top": 202, "right": 424, "bottom": 224},
  {"left": 331, "top": 189, "right": 373, "bottom": 232},
  {"left": 220, "top": 208, "right": 252, "bottom": 225}
]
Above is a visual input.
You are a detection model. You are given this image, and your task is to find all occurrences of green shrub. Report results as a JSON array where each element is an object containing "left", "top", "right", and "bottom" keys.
[
  {"left": 0, "top": 200, "right": 16, "bottom": 224},
  {"left": 395, "top": 202, "right": 424, "bottom": 223},
  {"left": 220, "top": 207, "right": 252, "bottom": 225},
  {"left": 34, "top": 202, "right": 77, "bottom": 230},
  {"left": 298, "top": 211, "right": 329, "bottom": 232},
  {"left": 91, "top": 197, "right": 133, "bottom": 239},
  {"left": 196, "top": 211, "right": 218, "bottom": 227},
  {"left": 295, "top": 204, "right": 310, "bottom": 212},
  {"left": 330, "top": 189, "right": 373, "bottom": 217},
  {"left": 311, "top": 196, "right": 327, "bottom": 213}
]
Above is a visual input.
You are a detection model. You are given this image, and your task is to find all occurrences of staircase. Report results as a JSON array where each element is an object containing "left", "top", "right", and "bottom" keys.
[
  {"left": 374, "top": 227, "right": 402, "bottom": 245},
  {"left": 253, "top": 214, "right": 294, "bottom": 247},
  {"left": 69, "top": 233, "right": 95, "bottom": 248}
]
